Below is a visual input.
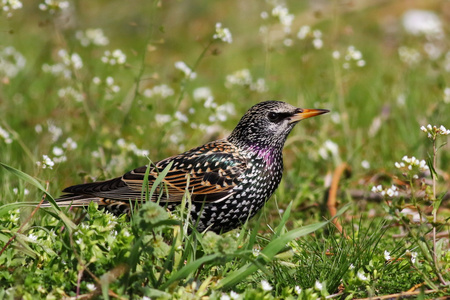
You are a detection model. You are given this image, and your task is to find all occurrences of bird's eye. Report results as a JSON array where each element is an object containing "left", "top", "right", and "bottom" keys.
[{"left": 267, "top": 112, "right": 280, "bottom": 122}]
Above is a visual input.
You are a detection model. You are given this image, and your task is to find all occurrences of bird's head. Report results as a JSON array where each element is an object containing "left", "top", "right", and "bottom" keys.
[{"left": 228, "top": 100, "right": 329, "bottom": 150}]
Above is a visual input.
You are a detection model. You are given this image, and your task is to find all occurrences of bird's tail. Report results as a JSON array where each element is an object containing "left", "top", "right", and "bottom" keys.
[{"left": 40, "top": 194, "right": 104, "bottom": 208}]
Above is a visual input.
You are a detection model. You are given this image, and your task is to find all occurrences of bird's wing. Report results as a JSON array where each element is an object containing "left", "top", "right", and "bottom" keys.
[{"left": 60, "top": 140, "right": 247, "bottom": 204}]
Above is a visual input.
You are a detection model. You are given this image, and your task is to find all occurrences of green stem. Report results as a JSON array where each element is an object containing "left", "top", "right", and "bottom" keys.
[{"left": 175, "top": 40, "right": 215, "bottom": 107}]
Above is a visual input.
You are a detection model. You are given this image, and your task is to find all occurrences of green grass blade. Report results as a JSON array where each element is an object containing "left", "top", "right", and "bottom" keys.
[
  {"left": 160, "top": 254, "right": 220, "bottom": 290},
  {"left": 0, "top": 202, "right": 39, "bottom": 218},
  {"left": 0, "top": 162, "right": 60, "bottom": 210},
  {"left": 274, "top": 201, "right": 292, "bottom": 237},
  {"left": 217, "top": 203, "right": 350, "bottom": 289},
  {"left": 0, "top": 162, "right": 76, "bottom": 231}
]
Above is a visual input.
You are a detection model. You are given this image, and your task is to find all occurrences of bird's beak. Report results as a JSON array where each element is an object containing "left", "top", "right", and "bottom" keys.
[{"left": 289, "top": 108, "right": 330, "bottom": 124}]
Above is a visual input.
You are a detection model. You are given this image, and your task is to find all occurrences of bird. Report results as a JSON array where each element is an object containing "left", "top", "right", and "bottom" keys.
[{"left": 43, "top": 101, "right": 329, "bottom": 233}]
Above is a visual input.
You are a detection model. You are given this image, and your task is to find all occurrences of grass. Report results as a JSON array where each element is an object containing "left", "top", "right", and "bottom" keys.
[{"left": 1, "top": 0, "right": 450, "bottom": 299}]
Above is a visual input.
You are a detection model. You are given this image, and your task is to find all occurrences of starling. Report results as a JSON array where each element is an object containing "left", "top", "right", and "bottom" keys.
[{"left": 44, "top": 101, "right": 328, "bottom": 233}]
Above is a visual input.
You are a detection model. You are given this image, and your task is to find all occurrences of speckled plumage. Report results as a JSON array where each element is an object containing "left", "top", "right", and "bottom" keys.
[{"left": 44, "top": 101, "right": 329, "bottom": 233}]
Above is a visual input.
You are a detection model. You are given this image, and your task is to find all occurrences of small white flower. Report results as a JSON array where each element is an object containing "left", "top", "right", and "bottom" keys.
[
  {"left": 283, "top": 38, "right": 293, "bottom": 47},
  {"left": 357, "top": 269, "right": 368, "bottom": 281},
  {"left": 229, "top": 291, "right": 239, "bottom": 299},
  {"left": 155, "top": 114, "right": 172, "bottom": 125},
  {"left": 349, "top": 264, "right": 355, "bottom": 269},
  {"left": 398, "top": 46, "right": 421, "bottom": 66},
  {"left": 402, "top": 10, "right": 443, "bottom": 40},
  {"left": 332, "top": 50, "right": 340, "bottom": 59},
  {"left": 444, "top": 88, "right": 450, "bottom": 104},
  {"left": 63, "top": 137, "right": 77, "bottom": 150},
  {"left": 86, "top": 283, "right": 96, "bottom": 291},
  {"left": 361, "top": 160, "right": 370, "bottom": 169},
  {"left": 143, "top": 84, "right": 174, "bottom": 99},
  {"left": 261, "top": 280, "right": 272, "bottom": 291},
  {"left": 294, "top": 285, "right": 302, "bottom": 295},
  {"left": 0, "top": 125, "right": 12, "bottom": 144},
  {"left": 175, "top": 61, "right": 196, "bottom": 79},
  {"left": 38, "top": 155, "right": 55, "bottom": 169},
  {"left": 174, "top": 111, "right": 188, "bottom": 123},
  {"left": 220, "top": 294, "right": 231, "bottom": 300},
  {"left": 0, "top": 46, "right": 26, "bottom": 78},
  {"left": 314, "top": 280, "right": 323, "bottom": 290},
  {"left": 384, "top": 250, "right": 391, "bottom": 261},
  {"left": 213, "top": 22, "right": 233, "bottom": 43},
  {"left": 76, "top": 28, "right": 109, "bottom": 47},
  {"left": 52, "top": 146, "right": 64, "bottom": 156},
  {"left": 297, "top": 26, "right": 310, "bottom": 40},
  {"left": 312, "top": 38, "right": 323, "bottom": 49},
  {"left": 101, "top": 49, "right": 126, "bottom": 65},
  {"left": 272, "top": 5, "right": 294, "bottom": 33}
]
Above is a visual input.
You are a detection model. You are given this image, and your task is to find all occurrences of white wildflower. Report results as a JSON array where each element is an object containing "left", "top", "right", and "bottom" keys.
[
  {"left": 230, "top": 291, "right": 239, "bottom": 299},
  {"left": 283, "top": 38, "right": 293, "bottom": 47},
  {"left": 220, "top": 294, "right": 231, "bottom": 300},
  {"left": 384, "top": 250, "right": 391, "bottom": 261},
  {"left": 294, "top": 285, "right": 302, "bottom": 295},
  {"left": 174, "top": 61, "right": 196, "bottom": 79},
  {"left": 47, "top": 123, "right": 62, "bottom": 142},
  {"left": 421, "top": 124, "right": 450, "bottom": 139},
  {"left": 75, "top": 28, "right": 109, "bottom": 47},
  {"left": 250, "top": 78, "right": 267, "bottom": 93},
  {"left": 402, "top": 10, "right": 443, "bottom": 40},
  {"left": 62, "top": 137, "right": 77, "bottom": 150},
  {"left": 297, "top": 26, "right": 310, "bottom": 39},
  {"left": 261, "top": 280, "right": 272, "bottom": 291},
  {"left": 398, "top": 46, "right": 421, "bottom": 66},
  {"left": 213, "top": 22, "right": 232, "bottom": 43},
  {"left": 332, "top": 50, "right": 340, "bottom": 60},
  {"left": 357, "top": 269, "right": 369, "bottom": 281},
  {"left": 361, "top": 160, "right": 370, "bottom": 169},
  {"left": 318, "top": 140, "right": 339, "bottom": 160},
  {"left": 52, "top": 146, "right": 64, "bottom": 156},
  {"left": 2, "top": 0, "right": 23, "bottom": 12},
  {"left": 193, "top": 87, "right": 213, "bottom": 101},
  {"left": 143, "top": 84, "right": 174, "bottom": 99},
  {"left": 312, "top": 38, "right": 323, "bottom": 49},
  {"left": 101, "top": 49, "right": 126, "bottom": 65},
  {"left": 0, "top": 46, "right": 26, "bottom": 78},
  {"left": 86, "top": 283, "right": 96, "bottom": 291},
  {"left": 314, "top": 280, "right": 323, "bottom": 290},
  {"left": 35, "top": 124, "right": 43, "bottom": 133},
  {"left": 37, "top": 155, "right": 55, "bottom": 169},
  {"left": 58, "top": 86, "right": 84, "bottom": 102},
  {"left": 272, "top": 5, "right": 294, "bottom": 33},
  {"left": 174, "top": 111, "right": 188, "bottom": 123},
  {"left": 155, "top": 114, "right": 172, "bottom": 125},
  {"left": 0, "top": 125, "right": 12, "bottom": 144},
  {"left": 444, "top": 88, "right": 450, "bottom": 104},
  {"left": 39, "top": 0, "right": 69, "bottom": 13}
]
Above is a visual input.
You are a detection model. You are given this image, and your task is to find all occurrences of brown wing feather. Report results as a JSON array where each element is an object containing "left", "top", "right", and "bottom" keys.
[{"left": 57, "top": 139, "right": 247, "bottom": 206}]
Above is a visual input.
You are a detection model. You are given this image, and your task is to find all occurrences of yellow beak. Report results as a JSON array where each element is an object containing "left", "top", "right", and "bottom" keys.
[{"left": 289, "top": 108, "right": 330, "bottom": 123}]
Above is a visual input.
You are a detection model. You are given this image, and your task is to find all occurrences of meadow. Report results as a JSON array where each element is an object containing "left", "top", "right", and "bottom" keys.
[{"left": 0, "top": 0, "right": 449, "bottom": 299}]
